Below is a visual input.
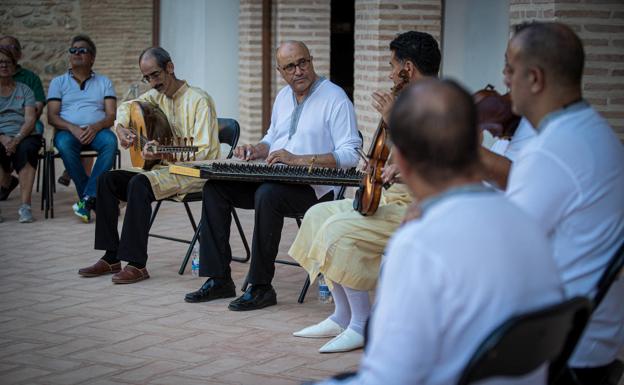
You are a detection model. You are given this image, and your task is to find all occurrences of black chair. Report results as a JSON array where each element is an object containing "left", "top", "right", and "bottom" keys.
[
  {"left": 458, "top": 296, "right": 592, "bottom": 385},
  {"left": 41, "top": 130, "right": 121, "bottom": 219},
  {"left": 147, "top": 118, "right": 250, "bottom": 274}
]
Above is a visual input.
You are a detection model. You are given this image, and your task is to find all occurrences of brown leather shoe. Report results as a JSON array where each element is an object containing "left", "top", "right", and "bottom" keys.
[
  {"left": 78, "top": 260, "right": 121, "bottom": 277},
  {"left": 112, "top": 265, "right": 150, "bottom": 284}
]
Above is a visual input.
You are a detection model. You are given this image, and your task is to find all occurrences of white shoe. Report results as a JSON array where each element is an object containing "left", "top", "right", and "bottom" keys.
[
  {"left": 319, "top": 328, "right": 364, "bottom": 353},
  {"left": 293, "top": 318, "right": 345, "bottom": 338}
]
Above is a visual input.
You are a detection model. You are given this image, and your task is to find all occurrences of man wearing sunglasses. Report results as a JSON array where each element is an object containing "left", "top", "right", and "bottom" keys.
[
  {"left": 47, "top": 34, "right": 118, "bottom": 223},
  {"left": 185, "top": 40, "right": 361, "bottom": 311},
  {"left": 77, "top": 46, "right": 220, "bottom": 284}
]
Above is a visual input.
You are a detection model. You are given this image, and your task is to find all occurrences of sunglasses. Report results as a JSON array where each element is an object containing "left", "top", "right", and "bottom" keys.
[{"left": 69, "top": 47, "right": 92, "bottom": 55}]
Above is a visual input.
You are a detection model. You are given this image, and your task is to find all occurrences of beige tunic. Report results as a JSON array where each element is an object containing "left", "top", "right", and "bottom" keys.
[
  {"left": 116, "top": 82, "right": 220, "bottom": 200},
  {"left": 289, "top": 183, "right": 412, "bottom": 291}
]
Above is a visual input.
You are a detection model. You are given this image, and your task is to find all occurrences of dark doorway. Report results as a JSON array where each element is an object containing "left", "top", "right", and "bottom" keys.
[{"left": 330, "top": 0, "right": 355, "bottom": 101}]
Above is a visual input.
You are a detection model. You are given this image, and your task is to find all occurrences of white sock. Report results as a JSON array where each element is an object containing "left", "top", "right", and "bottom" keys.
[
  {"left": 344, "top": 286, "right": 371, "bottom": 336},
  {"left": 329, "top": 282, "right": 350, "bottom": 329}
]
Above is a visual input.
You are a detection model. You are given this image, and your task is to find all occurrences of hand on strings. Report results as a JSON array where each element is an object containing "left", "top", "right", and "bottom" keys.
[
  {"left": 381, "top": 163, "right": 401, "bottom": 184},
  {"left": 371, "top": 91, "right": 394, "bottom": 125},
  {"left": 116, "top": 125, "right": 136, "bottom": 149},
  {"left": 234, "top": 144, "right": 259, "bottom": 161},
  {"left": 142, "top": 140, "right": 161, "bottom": 160},
  {"left": 266, "top": 149, "right": 297, "bottom": 166}
]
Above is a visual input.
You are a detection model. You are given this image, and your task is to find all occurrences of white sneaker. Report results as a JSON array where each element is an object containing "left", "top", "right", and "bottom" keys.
[
  {"left": 319, "top": 328, "right": 364, "bottom": 353},
  {"left": 293, "top": 318, "right": 345, "bottom": 338},
  {"left": 18, "top": 204, "right": 33, "bottom": 223}
]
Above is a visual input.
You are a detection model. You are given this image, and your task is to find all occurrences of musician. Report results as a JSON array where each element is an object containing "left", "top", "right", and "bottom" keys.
[
  {"left": 78, "top": 47, "right": 220, "bottom": 284},
  {"left": 314, "top": 79, "right": 564, "bottom": 385},
  {"left": 501, "top": 22, "right": 624, "bottom": 384},
  {"left": 289, "top": 31, "right": 440, "bottom": 353},
  {"left": 184, "top": 41, "right": 361, "bottom": 310},
  {"left": 47, "top": 34, "right": 118, "bottom": 222}
]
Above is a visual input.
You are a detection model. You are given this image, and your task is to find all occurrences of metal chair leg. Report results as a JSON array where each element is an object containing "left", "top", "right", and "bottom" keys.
[
  {"left": 298, "top": 275, "right": 311, "bottom": 304},
  {"left": 231, "top": 208, "right": 250, "bottom": 263},
  {"left": 179, "top": 220, "right": 201, "bottom": 275}
]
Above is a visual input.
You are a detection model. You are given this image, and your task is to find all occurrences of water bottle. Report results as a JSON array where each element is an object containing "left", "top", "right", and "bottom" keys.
[
  {"left": 191, "top": 244, "right": 200, "bottom": 278},
  {"left": 318, "top": 275, "right": 333, "bottom": 304}
]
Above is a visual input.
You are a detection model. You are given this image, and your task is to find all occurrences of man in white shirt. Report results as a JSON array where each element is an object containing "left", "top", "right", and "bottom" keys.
[
  {"left": 503, "top": 22, "right": 624, "bottom": 383},
  {"left": 317, "top": 79, "right": 564, "bottom": 385},
  {"left": 185, "top": 41, "right": 361, "bottom": 310}
]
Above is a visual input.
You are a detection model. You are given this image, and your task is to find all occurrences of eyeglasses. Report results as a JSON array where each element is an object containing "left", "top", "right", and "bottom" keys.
[
  {"left": 279, "top": 57, "right": 312, "bottom": 74},
  {"left": 69, "top": 47, "right": 92, "bottom": 55},
  {"left": 141, "top": 69, "right": 163, "bottom": 83},
  {"left": 0, "top": 60, "right": 13, "bottom": 67}
]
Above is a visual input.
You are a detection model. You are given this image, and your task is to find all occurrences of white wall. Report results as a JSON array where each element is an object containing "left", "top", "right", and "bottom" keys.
[
  {"left": 442, "top": 0, "right": 509, "bottom": 94},
  {"left": 160, "top": 0, "right": 239, "bottom": 120}
]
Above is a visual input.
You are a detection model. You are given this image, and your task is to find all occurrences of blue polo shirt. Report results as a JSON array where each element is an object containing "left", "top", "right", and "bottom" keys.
[{"left": 47, "top": 70, "right": 116, "bottom": 127}]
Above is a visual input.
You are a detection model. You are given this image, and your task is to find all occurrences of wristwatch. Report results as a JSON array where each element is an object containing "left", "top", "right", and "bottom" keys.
[{"left": 14, "top": 133, "right": 23, "bottom": 140}]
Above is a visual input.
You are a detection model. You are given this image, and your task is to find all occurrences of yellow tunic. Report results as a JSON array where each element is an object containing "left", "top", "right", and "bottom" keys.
[
  {"left": 116, "top": 82, "right": 220, "bottom": 200},
  {"left": 289, "top": 183, "right": 412, "bottom": 291}
]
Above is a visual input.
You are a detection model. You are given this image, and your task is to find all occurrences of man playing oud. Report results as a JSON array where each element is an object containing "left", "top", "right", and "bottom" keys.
[{"left": 78, "top": 47, "right": 220, "bottom": 284}]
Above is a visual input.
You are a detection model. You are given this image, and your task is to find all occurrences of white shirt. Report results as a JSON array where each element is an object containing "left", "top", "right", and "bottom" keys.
[
  {"left": 260, "top": 78, "right": 361, "bottom": 198},
  {"left": 327, "top": 188, "right": 564, "bottom": 385},
  {"left": 507, "top": 101, "right": 624, "bottom": 367}
]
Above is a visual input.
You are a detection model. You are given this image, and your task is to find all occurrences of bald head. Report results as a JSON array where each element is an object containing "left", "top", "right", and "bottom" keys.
[
  {"left": 276, "top": 40, "right": 310, "bottom": 60},
  {"left": 513, "top": 22, "right": 584, "bottom": 88},
  {"left": 139, "top": 46, "right": 172, "bottom": 69},
  {"left": 389, "top": 79, "right": 479, "bottom": 183}
]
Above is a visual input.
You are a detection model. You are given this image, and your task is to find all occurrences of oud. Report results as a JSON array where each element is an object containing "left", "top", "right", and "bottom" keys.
[{"left": 127, "top": 101, "right": 197, "bottom": 170}]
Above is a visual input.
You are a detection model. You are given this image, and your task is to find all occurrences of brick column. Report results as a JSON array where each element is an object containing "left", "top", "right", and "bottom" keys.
[
  {"left": 509, "top": 0, "right": 624, "bottom": 139},
  {"left": 353, "top": 0, "right": 442, "bottom": 148}
]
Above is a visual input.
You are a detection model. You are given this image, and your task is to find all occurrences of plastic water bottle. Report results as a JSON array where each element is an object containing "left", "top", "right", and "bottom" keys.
[
  {"left": 318, "top": 275, "right": 333, "bottom": 304},
  {"left": 191, "top": 244, "right": 200, "bottom": 278}
]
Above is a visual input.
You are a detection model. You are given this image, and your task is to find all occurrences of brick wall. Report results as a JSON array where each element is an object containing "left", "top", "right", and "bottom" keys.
[
  {"left": 353, "top": 0, "right": 442, "bottom": 149},
  {"left": 509, "top": 0, "right": 624, "bottom": 139},
  {"left": 238, "top": 0, "right": 330, "bottom": 145},
  {"left": 0, "top": 0, "right": 153, "bottom": 113}
]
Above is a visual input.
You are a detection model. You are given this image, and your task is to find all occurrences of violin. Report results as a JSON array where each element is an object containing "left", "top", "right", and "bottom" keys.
[
  {"left": 353, "top": 70, "right": 410, "bottom": 216},
  {"left": 473, "top": 84, "right": 520, "bottom": 139}
]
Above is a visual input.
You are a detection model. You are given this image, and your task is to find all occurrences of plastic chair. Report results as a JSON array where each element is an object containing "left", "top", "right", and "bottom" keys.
[{"left": 458, "top": 297, "right": 592, "bottom": 385}]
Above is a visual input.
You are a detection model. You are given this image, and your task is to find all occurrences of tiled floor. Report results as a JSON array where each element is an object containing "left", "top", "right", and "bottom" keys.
[{"left": 0, "top": 179, "right": 362, "bottom": 385}]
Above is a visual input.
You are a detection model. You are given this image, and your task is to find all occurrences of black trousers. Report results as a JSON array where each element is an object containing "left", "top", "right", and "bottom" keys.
[
  {"left": 94, "top": 170, "right": 156, "bottom": 264},
  {"left": 199, "top": 181, "right": 333, "bottom": 285}
]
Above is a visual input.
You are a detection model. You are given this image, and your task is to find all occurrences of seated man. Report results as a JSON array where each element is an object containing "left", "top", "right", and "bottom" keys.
[
  {"left": 317, "top": 79, "right": 565, "bottom": 385},
  {"left": 503, "top": 22, "right": 624, "bottom": 383},
  {"left": 289, "top": 31, "right": 440, "bottom": 353},
  {"left": 0, "top": 47, "right": 40, "bottom": 222},
  {"left": 47, "top": 34, "right": 117, "bottom": 222},
  {"left": 185, "top": 40, "right": 362, "bottom": 310},
  {"left": 0, "top": 36, "right": 46, "bottom": 202},
  {"left": 78, "top": 47, "right": 220, "bottom": 284}
]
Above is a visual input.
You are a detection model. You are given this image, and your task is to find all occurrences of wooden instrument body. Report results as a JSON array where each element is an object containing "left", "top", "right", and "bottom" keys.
[
  {"left": 169, "top": 160, "right": 363, "bottom": 186},
  {"left": 354, "top": 71, "right": 409, "bottom": 216},
  {"left": 473, "top": 84, "right": 520, "bottom": 139},
  {"left": 128, "top": 101, "right": 173, "bottom": 170}
]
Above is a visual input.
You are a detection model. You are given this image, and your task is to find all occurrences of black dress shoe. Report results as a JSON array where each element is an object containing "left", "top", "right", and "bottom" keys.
[
  {"left": 228, "top": 284, "right": 277, "bottom": 311},
  {"left": 184, "top": 278, "right": 236, "bottom": 303}
]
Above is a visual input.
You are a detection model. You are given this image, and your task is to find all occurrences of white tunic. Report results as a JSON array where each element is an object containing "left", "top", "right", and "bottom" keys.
[
  {"left": 325, "top": 188, "right": 564, "bottom": 385},
  {"left": 260, "top": 78, "right": 361, "bottom": 198},
  {"left": 507, "top": 101, "right": 624, "bottom": 367}
]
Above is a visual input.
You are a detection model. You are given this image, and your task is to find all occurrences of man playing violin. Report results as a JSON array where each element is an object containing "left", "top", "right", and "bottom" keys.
[
  {"left": 185, "top": 41, "right": 362, "bottom": 311},
  {"left": 288, "top": 31, "right": 441, "bottom": 353},
  {"left": 78, "top": 47, "right": 220, "bottom": 284}
]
